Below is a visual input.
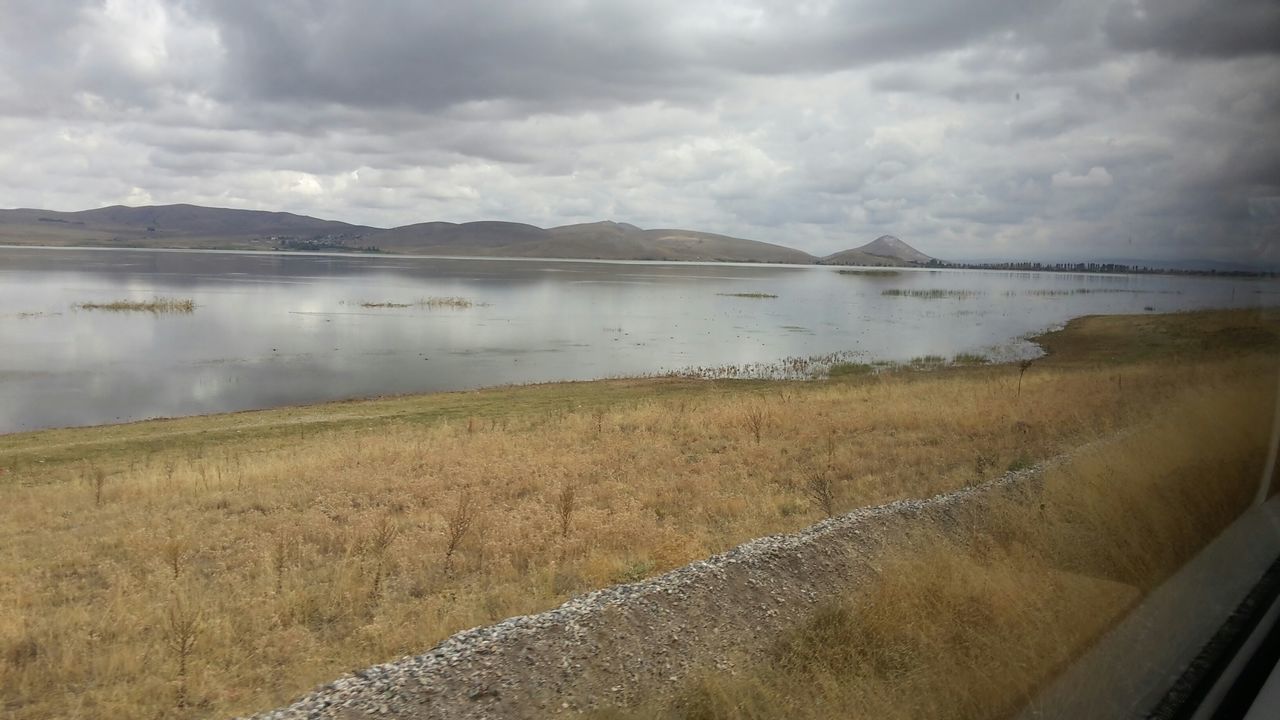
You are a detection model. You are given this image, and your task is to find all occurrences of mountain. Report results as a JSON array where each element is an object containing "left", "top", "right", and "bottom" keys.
[
  {"left": 368, "top": 220, "right": 816, "bottom": 263},
  {"left": 0, "top": 204, "right": 815, "bottom": 263},
  {"left": 820, "top": 235, "right": 934, "bottom": 266},
  {"left": 0, "top": 204, "right": 379, "bottom": 249}
]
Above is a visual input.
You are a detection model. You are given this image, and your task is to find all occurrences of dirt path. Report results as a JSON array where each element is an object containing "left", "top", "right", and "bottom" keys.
[{"left": 247, "top": 466, "right": 1045, "bottom": 720}]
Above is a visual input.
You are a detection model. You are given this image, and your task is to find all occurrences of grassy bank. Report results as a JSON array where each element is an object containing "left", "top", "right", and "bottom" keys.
[{"left": 1, "top": 309, "right": 1276, "bottom": 719}]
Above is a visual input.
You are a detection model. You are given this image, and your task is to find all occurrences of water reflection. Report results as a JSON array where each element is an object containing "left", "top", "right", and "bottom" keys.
[{"left": 0, "top": 246, "right": 1266, "bottom": 432}]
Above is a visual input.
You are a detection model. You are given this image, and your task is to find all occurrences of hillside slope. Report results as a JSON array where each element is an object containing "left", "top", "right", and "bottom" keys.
[
  {"left": 368, "top": 220, "right": 816, "bottom": 263},
  {"left": 0, "top": 204, "right": 815, "bottom": 263},
  {"left": 0, "top": 204, "right": 378, "bottom": 249}
]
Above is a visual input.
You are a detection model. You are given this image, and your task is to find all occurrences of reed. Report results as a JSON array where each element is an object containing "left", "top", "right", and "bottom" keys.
[
  {"left": 74, "top": 297, "right": 195, "bottom": 313},
  {"left": 357, "top": 297, "right": 479, "bottom": 309},
  {"left": 882, "top": 289, "right": 980, "bottom": 299},
  {"left": 837, "top": 269, "right": 900, "bottom": 277}
]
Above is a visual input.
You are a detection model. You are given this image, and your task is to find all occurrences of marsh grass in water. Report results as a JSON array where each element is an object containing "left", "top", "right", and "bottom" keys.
[
  {"left": 717, "top": 292, "right": 778, "bottom": 299},
  {"left": 882, "top": 289, "right": 981, "bottom": 300},
  {"left": 354, "top": 297, "right": 481, "bottom": 309},
  {"left": 74, "top": 298, "right": 195, "bottom": 313},
  {"left": 837, "top": 269, "right": 901, "bottom": 277},
  {"left": 670, "top": 350, "right": 868, "bottom": 381},
  {"left": 419, "top": 296, "right": 481, "bottom": 309},
  {"left": 1010, "top": 288, "right": 1182, "bottom": 297}
]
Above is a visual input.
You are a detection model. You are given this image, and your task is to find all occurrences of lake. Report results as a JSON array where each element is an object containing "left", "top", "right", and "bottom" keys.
[{"left": 0, "top": 246, "right": 1268, "bottom": 433}]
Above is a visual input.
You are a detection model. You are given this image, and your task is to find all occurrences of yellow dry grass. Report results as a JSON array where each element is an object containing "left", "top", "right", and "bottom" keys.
[
  {"left": 623, "top": 361, "right": 1276, "bottom": 720},
  {"left": 0, "top": 309, "right": 1276, "bottom": 719}
]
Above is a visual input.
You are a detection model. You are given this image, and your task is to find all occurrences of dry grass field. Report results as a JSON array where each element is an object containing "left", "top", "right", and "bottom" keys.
[
  {"left": 618, "top": 369, "right": 1274, "bottom": 720},
  {"left": 0, "top": 309, "right": 1276, "bottom": 719}
]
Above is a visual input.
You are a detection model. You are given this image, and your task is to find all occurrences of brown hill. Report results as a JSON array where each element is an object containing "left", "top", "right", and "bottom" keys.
[
  {"left": 0, "top": 204, "right": 815, "bottom": 263},
  {"left": 0, "top": 204, "right": 378, "bottom": 249},
  {"left": 368, "top": 220, "right": 816, "bottom": 263}
]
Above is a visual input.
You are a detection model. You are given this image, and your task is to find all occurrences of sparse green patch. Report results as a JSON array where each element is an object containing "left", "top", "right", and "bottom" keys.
[
  {"left": 827, "top": 362, "right": 875, "bottom": 378},
  {"left": 74, "top": 298, "right": 195, "bottom": 313},
  {"left": 951, "top": 353, "right": 990, "bottom": 365},
  {"left": 1006, "top": 454, "right": 1034, "bottom": 472},
  {"left": 613, "top": 559, "right": 657, "bottom": 585}
]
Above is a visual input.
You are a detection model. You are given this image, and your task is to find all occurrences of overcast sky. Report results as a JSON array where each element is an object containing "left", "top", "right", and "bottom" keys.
[{"left": 1, "top": 0, "right": 1277, "bottom": 264}]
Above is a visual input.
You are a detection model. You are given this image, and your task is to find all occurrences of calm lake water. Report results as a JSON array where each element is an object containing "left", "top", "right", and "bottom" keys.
[{"left": 0, "top": 246, "right": 1269, "bottom": 433}]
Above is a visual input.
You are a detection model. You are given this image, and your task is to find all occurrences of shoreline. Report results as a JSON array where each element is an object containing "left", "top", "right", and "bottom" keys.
[
  {"left": 2, "top": 307, "right": 1274, "bottom": 719},
  {"left": 0, "top": 306, "right": 1266, "bottom": 441},
  {"left": 2, "top": 242, "right": 1272, "bottom": 278},
  {"left": 0, "top": 318, "right": 1058, "bottom": 440}
]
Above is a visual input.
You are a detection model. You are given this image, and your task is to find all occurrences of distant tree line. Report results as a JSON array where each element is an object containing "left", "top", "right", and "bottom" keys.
[{"left": 934, "top": 259, "right": 1276, "bottom": 278}]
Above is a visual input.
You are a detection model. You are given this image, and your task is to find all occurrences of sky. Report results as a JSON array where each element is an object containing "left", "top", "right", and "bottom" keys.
[{"left": 0, "top": 0, "right": 1277, "bottom": 265}]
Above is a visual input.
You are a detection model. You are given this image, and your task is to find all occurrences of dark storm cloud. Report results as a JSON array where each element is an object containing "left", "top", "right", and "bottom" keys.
[
  {"left": 196, "top": 0, "right": 714, "bottom": 112},
  {"left": 189, "top": 0, "right": 1067, "bottom": 113},
  {"left": 1105, "top": 0, "right": 1280, "bottom": 59}
]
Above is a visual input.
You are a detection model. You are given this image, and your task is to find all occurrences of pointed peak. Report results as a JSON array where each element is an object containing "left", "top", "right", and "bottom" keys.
[{"left": 856, "top": 235, "right": 932, "bottom": 263}]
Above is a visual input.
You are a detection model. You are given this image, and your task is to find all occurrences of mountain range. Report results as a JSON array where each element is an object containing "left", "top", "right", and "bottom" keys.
[{"left": 0, "top": 203, "right": 935, "bottom": 266}]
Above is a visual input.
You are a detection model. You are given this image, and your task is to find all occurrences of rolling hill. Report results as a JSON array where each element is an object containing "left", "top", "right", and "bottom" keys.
[
  {"left": 820, "top": 235, "right": 935, "bottom": 266},
  {"left": 2, "top": 204, "right": 937, "bottom": 266},
  {"left": 0, "top": 204, "right": 377, "bottom": 250},
  {"left": 368, "top": 220, "right": 816, "bottom": 263},
  {"left": 0, "top": 204, "right": 817, "bottom": 263}
]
